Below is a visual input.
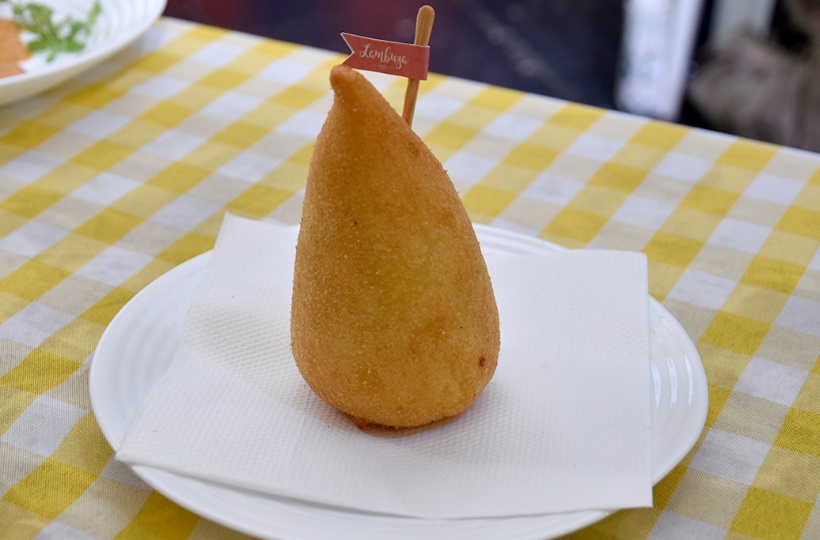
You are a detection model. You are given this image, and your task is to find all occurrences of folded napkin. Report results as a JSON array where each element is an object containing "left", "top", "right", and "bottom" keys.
[{"left": 117, "top": 214, "right": 652, "bottom": 519}]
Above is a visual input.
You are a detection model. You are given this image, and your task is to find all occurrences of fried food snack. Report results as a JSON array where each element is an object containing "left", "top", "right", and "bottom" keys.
[{"left": 291, "top": 65, "right": 499, "bottom": 428}]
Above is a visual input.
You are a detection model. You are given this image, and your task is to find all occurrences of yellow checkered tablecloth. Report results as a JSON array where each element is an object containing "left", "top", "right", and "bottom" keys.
[{"left": 1, "top": 16, "right": 818, "bottom": 539}]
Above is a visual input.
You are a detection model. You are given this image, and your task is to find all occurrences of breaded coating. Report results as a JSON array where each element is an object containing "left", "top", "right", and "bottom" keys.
[{"left": 291, "top": 65, "right": 499, "bottom": 429}]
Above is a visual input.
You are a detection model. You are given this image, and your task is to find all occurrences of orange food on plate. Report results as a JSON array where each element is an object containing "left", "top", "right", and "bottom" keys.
[
  {"left": 0, "top": 19, "right": 30, "bottom": 78},
  {"left": 291, "top": 65, "right": 500, "bottom": 429}
]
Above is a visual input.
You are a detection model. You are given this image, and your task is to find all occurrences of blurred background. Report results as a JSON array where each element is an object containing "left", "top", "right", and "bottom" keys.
[{"left": 163, "top": 0, "right": 820, "bottom": 152}]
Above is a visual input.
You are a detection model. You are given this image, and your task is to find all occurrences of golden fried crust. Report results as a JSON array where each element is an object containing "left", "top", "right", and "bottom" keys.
[{"left": 291, "top": 65, "right": 500, "bottom": 428}]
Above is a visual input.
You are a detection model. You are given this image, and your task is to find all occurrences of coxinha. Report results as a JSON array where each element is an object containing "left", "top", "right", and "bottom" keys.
[{"left": 291, "top": 65, "right": 500, "bottom": 429}]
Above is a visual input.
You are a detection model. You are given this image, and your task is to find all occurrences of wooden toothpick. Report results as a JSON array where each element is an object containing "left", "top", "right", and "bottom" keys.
[{"left": 402, "top": 5, "right": 435, "bottom": 126}]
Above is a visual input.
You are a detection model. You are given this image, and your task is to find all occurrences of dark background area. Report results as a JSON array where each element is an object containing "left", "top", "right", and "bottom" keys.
[
  {"left": 162, "top": 1, "right": 632, "bottom": 110},
  {"left": 161, "top": 0, "right": 810, "bottom": 134}
]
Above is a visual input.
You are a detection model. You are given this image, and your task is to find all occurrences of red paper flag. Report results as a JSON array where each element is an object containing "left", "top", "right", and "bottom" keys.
[{"left": 341, "top": 33, "right": 430, "bottom": 80}]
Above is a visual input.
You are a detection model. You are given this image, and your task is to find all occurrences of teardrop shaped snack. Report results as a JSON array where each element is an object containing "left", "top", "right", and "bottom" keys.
[{"left": 291, "top": 65, "right": 499, "bottom": 428}]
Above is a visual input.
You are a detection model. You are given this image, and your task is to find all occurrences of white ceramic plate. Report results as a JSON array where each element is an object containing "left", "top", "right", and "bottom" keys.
[
  {"left": 0, "top": 0, "right": 166, "bottom": 106},
  {"left": 89, "top": 224, "right": 708, "bottom": 540}
]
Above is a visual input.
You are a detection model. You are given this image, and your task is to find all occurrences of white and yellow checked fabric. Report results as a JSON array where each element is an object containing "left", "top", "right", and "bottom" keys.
[{"left": 1, "top": 17, "right": 819, "bottom": 540}]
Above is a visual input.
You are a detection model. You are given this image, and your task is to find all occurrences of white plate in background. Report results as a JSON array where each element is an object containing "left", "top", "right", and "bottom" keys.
[{"left": 0, "top": 0, "right": 166, "bottom": 106}]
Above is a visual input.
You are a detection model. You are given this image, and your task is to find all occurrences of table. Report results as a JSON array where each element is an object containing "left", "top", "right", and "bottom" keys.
[{"left": 1, "top": 17, "right": 818, "bottom": 540}]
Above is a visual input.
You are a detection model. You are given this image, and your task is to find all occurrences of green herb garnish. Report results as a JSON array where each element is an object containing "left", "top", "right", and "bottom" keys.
[{"left": 0, "top": 0, "right": 101, "bottom": 62}]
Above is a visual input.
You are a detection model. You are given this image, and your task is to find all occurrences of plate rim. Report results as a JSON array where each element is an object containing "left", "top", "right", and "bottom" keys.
[{"left": 89, "top": 223, "right": 708, "bottom": 540}]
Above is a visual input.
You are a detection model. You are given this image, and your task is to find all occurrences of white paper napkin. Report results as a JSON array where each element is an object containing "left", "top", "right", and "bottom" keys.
[{"left": 117, "top": 213, "right": 652, "bottom": 519}]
